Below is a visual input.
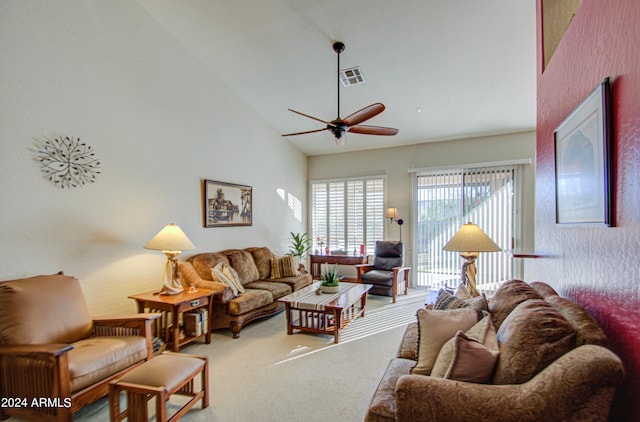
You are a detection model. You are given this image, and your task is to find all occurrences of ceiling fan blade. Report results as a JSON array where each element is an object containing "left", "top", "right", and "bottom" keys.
[
  {"left": 348, "top": 125, "right": 399, "bottom": 136},
  {"left": 282, "top": 128, "right": 329, "bottom": 137},
  {"left": 342, "top": 103, "right": 385, "bottom": 126},
  {"left": 288, "top": 109, "right": 335, "bottom": 126}
]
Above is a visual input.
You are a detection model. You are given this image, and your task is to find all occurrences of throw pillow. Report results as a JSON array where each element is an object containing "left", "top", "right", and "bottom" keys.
[
  {"left": 492, "top": 299, "right": 576, "bottom": 385},
  {"left": 212, "top": 263, "right": 245, "bottom": 297},
  {"left": 455, "top": 283, "right": 473, "bottom": 300},
  {"left": 226, "top": 250, "right": 260, "bottom": 284},
  {"left": 433, "top": 288, "right": 488, "bottom": 320},
  {"left": 441, "top": 331, "right": 499, "bottom": 383},
  {"left": 433, "top": 288, "right": 468, "bottom": 310},
  {"left": 410, "top": 307, "right": 478, "bottom": 376},
  {"left": 431, "top": 312, "right": 499, "bottom": 383},
  {"left": 270, "top": 255, "right": 298, "bottom": 279}
]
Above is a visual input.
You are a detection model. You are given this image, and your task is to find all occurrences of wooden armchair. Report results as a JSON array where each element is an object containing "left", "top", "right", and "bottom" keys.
[
  {"left": 0, "top": 274, "right": 160, "bottom": 422},
  {"left": 356, "top": 240, "right": 410, "bottom": 303}
]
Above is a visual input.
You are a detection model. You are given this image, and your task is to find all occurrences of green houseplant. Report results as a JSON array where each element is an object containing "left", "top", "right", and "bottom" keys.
[
  {"left": 288, "top": 232, "right": 312, "bottom": 258},
  {"left": 320, "top": 263, "right": 341, "bottom": 293}
]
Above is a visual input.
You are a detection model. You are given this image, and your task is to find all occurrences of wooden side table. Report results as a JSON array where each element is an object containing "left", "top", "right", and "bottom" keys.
[{"left": 129, "top": 289, "right": 214, "bottom": 352}]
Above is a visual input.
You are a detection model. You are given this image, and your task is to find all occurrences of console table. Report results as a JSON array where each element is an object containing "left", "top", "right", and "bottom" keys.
[{"left": 309, "top": 254, "right": 368, "bottom": 282}]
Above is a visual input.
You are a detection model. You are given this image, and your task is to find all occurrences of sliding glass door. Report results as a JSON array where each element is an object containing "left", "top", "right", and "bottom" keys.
[{"left": 413, "top": 165, "right": 520, "bottom": 294}]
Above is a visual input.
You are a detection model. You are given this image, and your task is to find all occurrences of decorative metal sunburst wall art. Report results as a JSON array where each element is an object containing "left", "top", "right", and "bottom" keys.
[{"left": 34, "top": 135, "right": 101, "bottom": 189}]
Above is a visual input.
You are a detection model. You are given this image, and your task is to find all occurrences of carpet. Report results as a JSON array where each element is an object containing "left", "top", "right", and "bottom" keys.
[{"left": 65, "top": 289, "right": 427, "bottom": 422}]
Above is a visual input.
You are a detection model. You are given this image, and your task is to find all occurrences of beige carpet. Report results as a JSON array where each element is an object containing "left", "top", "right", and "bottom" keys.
[{"left": 66, "top": 289, "right": 427, "bottom": 422}]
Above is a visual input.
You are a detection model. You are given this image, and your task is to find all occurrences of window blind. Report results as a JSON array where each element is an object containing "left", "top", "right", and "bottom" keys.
[
  {"left": 311, "top": 176, "right": 385, "bottom": 255},
  {"left": 414, "top": 165, "right": 519, "bottom": 293}
]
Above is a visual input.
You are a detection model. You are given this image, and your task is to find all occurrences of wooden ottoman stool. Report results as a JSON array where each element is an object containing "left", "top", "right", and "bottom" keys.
[{"left": 109, "top": 352, "right": 208, "bottom": 422}]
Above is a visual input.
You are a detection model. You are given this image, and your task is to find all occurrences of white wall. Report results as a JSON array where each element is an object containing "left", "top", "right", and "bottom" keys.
[
  {"left": 0, "top": 1, "right": 307, "bottom": 315},
  {"left": 308, "top": 131, "right": 536, "bottom": 279}
]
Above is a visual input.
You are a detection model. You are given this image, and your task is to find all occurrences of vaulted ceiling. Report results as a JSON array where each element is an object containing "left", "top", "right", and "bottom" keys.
[{"left": 135, "top": 0, "right": 536, "bottom": 156}]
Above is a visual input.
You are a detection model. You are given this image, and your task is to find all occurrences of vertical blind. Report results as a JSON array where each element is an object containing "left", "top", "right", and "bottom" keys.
[
  {"left": 414, "top": 165, "right": 519, "bottom": 293},
  {"left": 311, "top": 176, "right": 385, "bottom": 255}
]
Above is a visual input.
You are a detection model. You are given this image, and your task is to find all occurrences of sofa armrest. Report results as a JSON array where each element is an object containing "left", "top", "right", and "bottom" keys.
[
  {"left": 395, "top": 345, "right": 624, "bottom": 422},
  {"left": 178, "top": 260, "right": 233, "bottom": 303},
  {"left": 92, "top": 313, "right": 161, "bottom": 359}
]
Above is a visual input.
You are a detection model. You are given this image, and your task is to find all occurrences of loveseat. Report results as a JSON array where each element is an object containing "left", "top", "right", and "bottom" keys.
[
  {"left": 178, "top": 246, "right": 312, "bottom": 338},
  {"left": 365, "top": 279, "right": 625, "bottom": 421}
]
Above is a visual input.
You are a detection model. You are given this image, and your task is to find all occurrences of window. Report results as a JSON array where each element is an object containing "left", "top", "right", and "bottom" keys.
[
  {"left": 311, "top": 176, "right": 385, "bottom": 255},
  {"left": 413, "top": 165, "right": 521, "bottom": 293}
]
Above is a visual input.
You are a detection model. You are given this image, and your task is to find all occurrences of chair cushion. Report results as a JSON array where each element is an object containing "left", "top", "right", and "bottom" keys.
[
  {"left": 361, "top": 269, "right": 393, "bottom": 285},
  {"left": 0, "top": 274, "right": 93, "bottom": 345},
  {"left": 69, "top": 336, "right": 147, "bottom": 392},
  {"left": 373, "top": 241, "right": 404, "bottom": 270}
]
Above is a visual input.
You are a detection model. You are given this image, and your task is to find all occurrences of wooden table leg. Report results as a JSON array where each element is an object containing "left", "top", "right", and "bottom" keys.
[
  {"left": 333, "top": 308, "right": 343, "bottom": 343},
  {"left": 284, "top": 303, "right": 292, "bottom": 335},
  {"left": 171, "top": 307, "right": 180, "bottom": 352},
  {"left": 360, "top": 293, "right": 368, "bottom": 317}
]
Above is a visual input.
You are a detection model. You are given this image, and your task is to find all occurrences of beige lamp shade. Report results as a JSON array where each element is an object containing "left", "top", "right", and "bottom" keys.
[
  {"left": 443, "top": 222, "right": 501, "bottom": 253},
  {"left": 144, "top": 223, "right": 196, "bottom": 295},
  {"left": 144, "top": 223, "right": 196, "bottom": 253},
  {"left": 385, "top": 207, "right": 398, "bottom": 219}
]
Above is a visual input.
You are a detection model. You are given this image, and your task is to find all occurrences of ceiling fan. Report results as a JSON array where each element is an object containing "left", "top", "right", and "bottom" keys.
[{"left": 282, "top": 41, "right": 399, "bottom": 146}]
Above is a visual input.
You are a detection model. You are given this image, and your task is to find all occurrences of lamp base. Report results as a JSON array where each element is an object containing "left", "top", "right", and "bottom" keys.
[
  {"left": 459, "top": 252, "right": 480, "bottom": 297},
  {"left": 155, "top": 252, "right": 185, "bottom": 295}
]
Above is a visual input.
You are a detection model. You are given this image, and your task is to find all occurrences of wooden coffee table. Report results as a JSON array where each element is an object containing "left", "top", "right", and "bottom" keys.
[{"left": 277, "top": 281, "right": 373, "bottom": 343}]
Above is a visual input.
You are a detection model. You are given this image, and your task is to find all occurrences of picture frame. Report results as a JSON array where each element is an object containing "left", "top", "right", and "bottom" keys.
[
  {"left": 554, "top": 77, "right": 612, "bottom": 226},
  {"left": 203, "top": 179, "right": 252, "bottom": 227}
]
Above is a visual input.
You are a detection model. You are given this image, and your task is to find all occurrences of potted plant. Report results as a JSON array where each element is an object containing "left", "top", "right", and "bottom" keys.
[
  {"left": 288, "top": 232, "right": 312, "bottom": 272},
  {"left": 320, "top": 263, "right": 341, "bottom": 293}
]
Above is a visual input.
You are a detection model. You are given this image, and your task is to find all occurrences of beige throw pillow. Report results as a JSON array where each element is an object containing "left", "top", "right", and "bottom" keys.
[
  {"left": 431, "top": 313, "right": 499, "bottom": 383},
  {"left": 270, "top": 255, "right": 297, "bottom": 279},
  {"left": 411, "top": 307, "right": 478, "bottom": 376},
  {"left": 212, "top": 263, "right": 245, "bottom": 297}
]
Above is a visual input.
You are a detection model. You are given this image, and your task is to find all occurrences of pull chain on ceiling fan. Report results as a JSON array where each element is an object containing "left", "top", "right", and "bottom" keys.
[{"left": 282, "top": 41, "right": 399, "bottom": 147}]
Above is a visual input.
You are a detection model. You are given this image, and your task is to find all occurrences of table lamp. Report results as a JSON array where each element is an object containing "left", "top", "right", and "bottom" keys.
[
  {"left": 144, "top": 223, "right": 196, "bottom": 295},
  {"left": 443, "top": 222, "right": 501, "bottom": 297}
]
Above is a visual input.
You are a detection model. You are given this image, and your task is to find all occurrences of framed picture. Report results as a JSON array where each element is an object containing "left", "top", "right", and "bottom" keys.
[
  {"left": 554, "top": 77, "right": 612, "bottom": 226},
  {"left": 204, "top": 180, "right": 252, "bottom": 227}
]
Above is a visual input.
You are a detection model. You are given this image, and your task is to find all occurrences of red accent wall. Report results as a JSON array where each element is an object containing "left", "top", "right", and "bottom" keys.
[{"left": 532, "top": 1, "right": 640, "bottom": 420}]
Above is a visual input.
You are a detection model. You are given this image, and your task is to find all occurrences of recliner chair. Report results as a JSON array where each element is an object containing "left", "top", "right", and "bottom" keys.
[{"left": 356, "top": 241, "right": 410, "bottom": 303}]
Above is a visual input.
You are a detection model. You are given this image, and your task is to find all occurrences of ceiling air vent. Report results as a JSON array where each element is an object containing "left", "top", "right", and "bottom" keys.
[{"left": 339, "top": 66, "right": 365, "bottom": 87}]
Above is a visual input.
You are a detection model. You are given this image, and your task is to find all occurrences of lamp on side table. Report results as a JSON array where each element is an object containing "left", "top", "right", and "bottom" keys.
[{"left": 144, "top": 223, "right": 196, "bottom": 295}]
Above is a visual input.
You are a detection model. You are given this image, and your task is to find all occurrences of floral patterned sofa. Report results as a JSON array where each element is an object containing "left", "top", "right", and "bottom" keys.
[
  {"left": 365, "top": 279, "right": 625, "bottom": 421},
  {"left": 178, "top": 246, "right": 312, "bottom": 338}
]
